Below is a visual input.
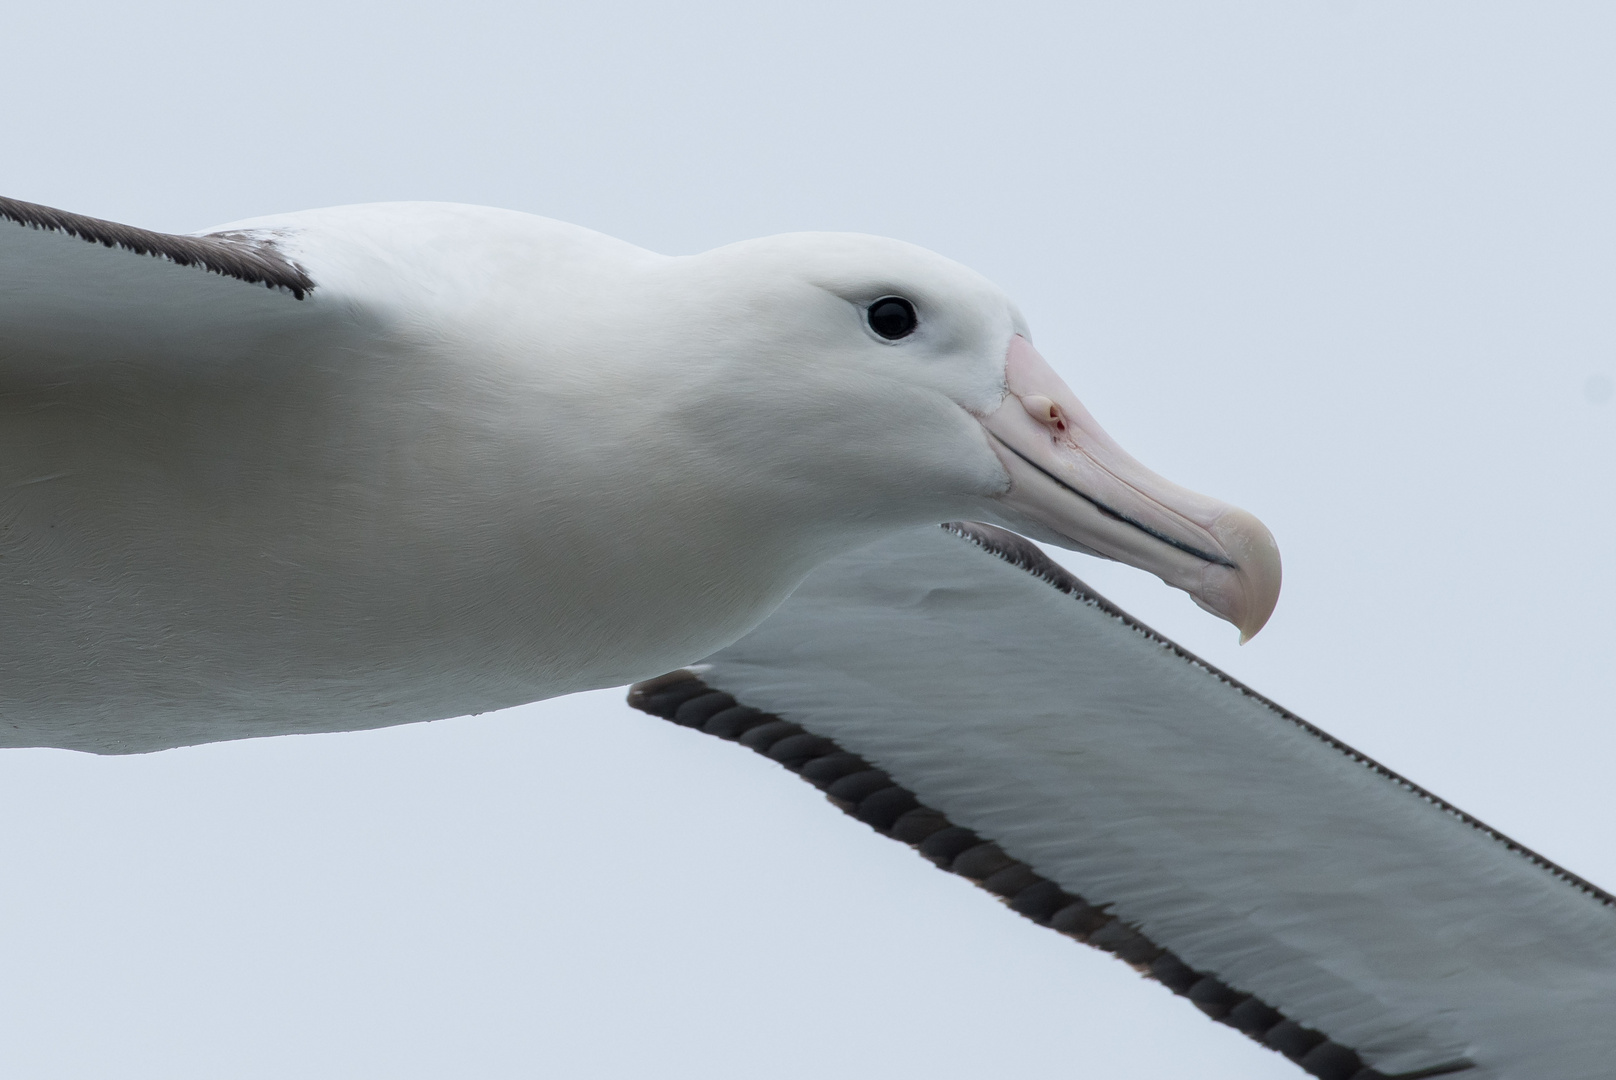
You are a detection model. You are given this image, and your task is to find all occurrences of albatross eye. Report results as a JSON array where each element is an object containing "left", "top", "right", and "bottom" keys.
[{"left": 867, "top": 296, "right": 918, "bottom": 340}]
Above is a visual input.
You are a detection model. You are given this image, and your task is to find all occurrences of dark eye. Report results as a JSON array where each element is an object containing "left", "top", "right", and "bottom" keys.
[{"left": 867, "top": 296, "right": 917, "bottom": 340}]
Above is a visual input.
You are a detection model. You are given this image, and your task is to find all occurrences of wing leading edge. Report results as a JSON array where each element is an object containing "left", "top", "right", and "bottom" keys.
[
  {"left": 628, "top": 523, "right": 1616, "bottom": 1080},
  {"left": 0, "top": 195, "right": 313, "bottom": 298}
]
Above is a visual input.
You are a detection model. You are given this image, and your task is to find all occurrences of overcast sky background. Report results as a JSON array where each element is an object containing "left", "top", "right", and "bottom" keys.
[{"left": 3, "top": 3, "right": 1614, "bottom": 1077}]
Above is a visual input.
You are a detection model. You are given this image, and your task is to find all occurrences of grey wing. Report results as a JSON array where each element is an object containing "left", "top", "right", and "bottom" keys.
[
  {"left": 0, "top": 196, "right": 365, "bottom": 753},
  {"left": 0, "top": 194, "right": 316, "bottom": 368},
  {"left": 628, "top": 523, "right": 1616, "bottom": 1080}
]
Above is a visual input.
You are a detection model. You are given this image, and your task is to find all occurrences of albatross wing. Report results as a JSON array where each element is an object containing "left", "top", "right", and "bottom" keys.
[
  {"left": 0, "top": 197, "right": 492, "bottom": 752},
  {"left": 629, "top": 524, "right": 1616, "bottom": 1080},
  {"left": 0, "top": 195, "right": 317, "bottom": 362}
]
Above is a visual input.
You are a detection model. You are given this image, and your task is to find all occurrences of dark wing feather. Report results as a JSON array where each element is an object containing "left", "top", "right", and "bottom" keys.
[{"left": 0, "top": 195, "right": 312, "bottom": 297}]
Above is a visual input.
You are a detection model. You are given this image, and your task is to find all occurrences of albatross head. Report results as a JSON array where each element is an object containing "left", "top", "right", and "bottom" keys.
[{"left": 668, "top": 231, "right": 1281, "bottom": 642}]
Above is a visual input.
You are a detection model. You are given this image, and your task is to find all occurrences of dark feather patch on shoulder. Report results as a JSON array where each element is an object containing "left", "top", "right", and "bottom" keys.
[{"left": 0, "top": 195, "right": 314, "bottom": 299}]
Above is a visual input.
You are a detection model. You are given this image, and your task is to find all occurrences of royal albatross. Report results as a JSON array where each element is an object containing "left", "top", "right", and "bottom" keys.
[{"left": 0, "top": 196, "right": 1608, "bottom": 1079}]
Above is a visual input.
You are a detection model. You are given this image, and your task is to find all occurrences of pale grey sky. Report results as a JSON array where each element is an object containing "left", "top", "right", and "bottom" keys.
[{"left": 2, "top": 3, "right": 1613, "bottom": 1077}]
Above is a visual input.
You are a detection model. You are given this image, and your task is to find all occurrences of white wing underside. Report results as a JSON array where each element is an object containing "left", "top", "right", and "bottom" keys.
[{"left": 686, "top": 525, "right": 1616, "bottom": 1080}]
